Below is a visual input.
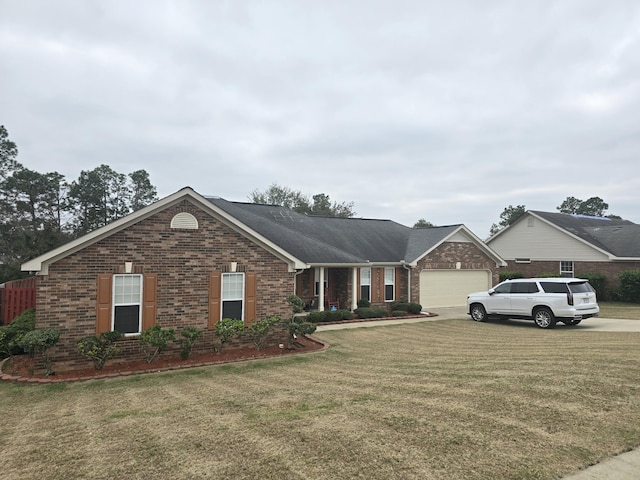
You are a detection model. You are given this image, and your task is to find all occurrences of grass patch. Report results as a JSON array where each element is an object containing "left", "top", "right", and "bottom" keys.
[
  {"left": 599, "top": 302, "right": 640, "bottom": 319},
  {"left": 0, "top": 319, "right": 639, "bottom": 479}
]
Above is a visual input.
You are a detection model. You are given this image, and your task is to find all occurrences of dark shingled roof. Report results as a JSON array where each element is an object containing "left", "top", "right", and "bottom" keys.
[
  {"left": 531, "top": 211, "right": 640, "bottom": 258},
  {"left": 207, "top": 197, "right": 464, "bottom": 264}
]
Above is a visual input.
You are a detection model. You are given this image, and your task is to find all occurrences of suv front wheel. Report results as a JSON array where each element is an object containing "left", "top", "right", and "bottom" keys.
[
  {"left": 470, "top": 304, "right": 488, "bottom": 322},
  {"left": 533, "top": 307, "right": 556, "bottom": 329}
]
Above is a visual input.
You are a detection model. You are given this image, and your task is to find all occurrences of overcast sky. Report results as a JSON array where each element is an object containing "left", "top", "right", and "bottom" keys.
[{"left": 2, "top": 0, "right": 639, "bottom": 237}]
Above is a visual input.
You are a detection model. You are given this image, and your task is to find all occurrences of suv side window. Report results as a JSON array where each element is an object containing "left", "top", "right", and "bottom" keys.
[
  {"left": 540, "top": 282, "right": 569, "bottom": 294},
  {"left": 512, "top": 282, "right": 539, "bottom": 294},
  {"left": 493, "top": 283, "right": 512, "bottom": 294}
]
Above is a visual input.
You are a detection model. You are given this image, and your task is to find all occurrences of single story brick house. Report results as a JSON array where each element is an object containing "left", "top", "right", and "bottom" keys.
[
  {"left": 487, "top": 210, "right": 640, "bottom": 290},
  {"left": 22, "top": 187, "right": 505, "bottom": 367}
]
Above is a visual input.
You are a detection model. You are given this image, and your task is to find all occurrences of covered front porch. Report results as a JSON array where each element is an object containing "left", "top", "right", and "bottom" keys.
[{"left": 294, "top": 265, "right": 408, "bottom": 312}]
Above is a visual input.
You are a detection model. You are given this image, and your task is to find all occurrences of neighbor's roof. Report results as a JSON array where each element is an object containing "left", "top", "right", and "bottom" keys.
[{"left": 531, "top": 211, "right": 640, "bottom": 258}]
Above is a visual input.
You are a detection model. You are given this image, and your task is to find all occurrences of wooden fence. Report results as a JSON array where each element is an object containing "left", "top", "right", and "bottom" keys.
[{"left": 0, "top": 277, "right": 36, "bottom": 325}]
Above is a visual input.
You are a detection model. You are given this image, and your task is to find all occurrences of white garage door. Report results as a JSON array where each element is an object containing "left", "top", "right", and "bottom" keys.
[{"left": 419, "top": 270, "right": 491, "bottom": 308}]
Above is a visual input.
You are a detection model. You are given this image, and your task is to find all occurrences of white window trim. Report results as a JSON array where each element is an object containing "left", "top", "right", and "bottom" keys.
[
  {"left": 112, "top": 274, "right": 143, "bottom": 336},
  {"left": 560, "top": 261, "right": 574, "bottom": 277},
  {"left": 360, "top": 267, "right": 371, "bottom": 302},
  {"left": 222, "top": 272, "right": 245, "bottom": 320},
  {"left": 384, "top": 267, "right": 395, "bottom": 302}
]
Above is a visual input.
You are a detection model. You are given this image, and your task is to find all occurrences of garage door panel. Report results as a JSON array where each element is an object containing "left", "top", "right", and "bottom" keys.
[{"left": 420, "top": 270, "right": 490, "bottom": 308}]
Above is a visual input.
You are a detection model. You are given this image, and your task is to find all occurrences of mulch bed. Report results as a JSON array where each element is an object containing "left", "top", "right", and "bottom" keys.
[{"left": 0, "top": 335, "right": 327, "bottom": 383}]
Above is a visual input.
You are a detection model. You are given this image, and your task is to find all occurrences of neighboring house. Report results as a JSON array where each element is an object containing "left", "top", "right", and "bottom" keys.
[
  {"left": 487, "top": 210, "right": 640, "bottom": 290},
  {"left": 22, "top": 187, "right": 505, "bottom": 367}
]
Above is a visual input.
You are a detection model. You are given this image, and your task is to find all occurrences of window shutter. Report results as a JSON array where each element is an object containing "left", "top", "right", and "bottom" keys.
[
  {"left": 96, "top": 275, "right": 112, "bottom": 334},
  {"left": 208, "top": 272, "right": 222, "bottom": 329},
  {"left": 245, "top": 272, "right": 257, "bottom": 325},
  {"left": 373, "top": 268, "right": 383, "bottom": 303},
  {"left": 142, "top": 274, "right": 157, "bottom": 331},
  {"left": 395, "top": 267, "right": 401, "bottom": 301}
]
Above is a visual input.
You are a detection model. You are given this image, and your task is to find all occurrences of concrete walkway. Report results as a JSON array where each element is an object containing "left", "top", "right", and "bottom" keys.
[{"left": 315, "top": 306, "right": 640, "bottom": 479}]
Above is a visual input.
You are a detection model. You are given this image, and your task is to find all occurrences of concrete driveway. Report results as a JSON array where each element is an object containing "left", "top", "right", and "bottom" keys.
[
  {"left": 316, "top": 306, "right": 640, "bottom": 332},
  {"left": 424, "top": 306, "right": 640, "bottom": 332}
]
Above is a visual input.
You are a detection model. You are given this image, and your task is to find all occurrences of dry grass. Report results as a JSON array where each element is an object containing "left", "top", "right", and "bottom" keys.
[
  {"left": 1, "top": 318, "right": 640, "bottom": 480},
  {"left": 599, "top": 302, "right": 640, "bottom": 319}
]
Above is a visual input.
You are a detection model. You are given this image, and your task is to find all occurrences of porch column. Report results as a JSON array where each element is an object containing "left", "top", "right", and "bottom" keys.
[
  {"left": 351, "top": 267, "right": 358, "bottom": 311},
  {"left": 318, "top": 267, "right": 325, "bottom": 311}
]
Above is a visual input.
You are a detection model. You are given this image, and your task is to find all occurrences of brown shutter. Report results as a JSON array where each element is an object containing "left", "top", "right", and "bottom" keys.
[
  {"left": 356, "top": 268, "right": 361, "bottom": 301},
  {"left": 373, "top": 268, "right": 383, "bottom": 303},
  {"left": 245, "top": 272, "right": 257, "bottom": 325},
  {"left": 142, "top": 274, "right": 157, "bottom": 331},
  {"left": 208, "top": 272, "right": 221, "bottom": 329},
  {"left": 395, "top": 267, "right": 401, "bottom": 301},
  {"left": 96, "top": 275, "right": 112, "bottom": 334}
]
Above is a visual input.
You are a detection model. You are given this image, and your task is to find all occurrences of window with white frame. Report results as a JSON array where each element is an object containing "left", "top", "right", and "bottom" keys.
[
  {"left": 222, "top": 272, "right": 245, "bottom": 320},
  {"left": 560, "top": 261, "right": 574, "bottom": 278},
  {"left": 113, "top": 274, "right": 142, "bottom": 334},
  {"left": 314, "top": 268, "right": 328, "bottom": 296},
  {"left": 360, "top": 267, "right": 371, "bottom": 302},
  {"left": 384, "top": 267, "right": 395, "bottom": 301}
]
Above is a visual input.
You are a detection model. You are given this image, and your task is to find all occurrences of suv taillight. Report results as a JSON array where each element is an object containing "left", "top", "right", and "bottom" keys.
[{"left": 567, "top": 292, "right": 574, "bottom": 306}]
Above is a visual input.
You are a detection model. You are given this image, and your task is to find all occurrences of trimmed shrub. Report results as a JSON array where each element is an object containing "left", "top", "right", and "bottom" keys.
[
  {"left": 392, "top": 310, "right": 407, "bottom": 317},
  {"left": 212, "top": 318, "right": 245, "bottom": 353},
  {"left": 178, "top": 326, "right": 203, "bottom": 360},
  {"left": 138, "top": 324, "right": 176, "bottom": 363},
  {"left": 0, "top": 308, "right": 35, "bottom": 358},
  {"left": 389, "top": 301, "right": 422, "bottom": 315},
  {"left": 77, "top": 331, "right": 124, "bottom": 370},
  {"left": 499, "top": 271, "right": 523, "bottom": 282},
  {"left": 538, "top": 272, "right": 561, "bottom": 278},
  {"left": 619, "top": 270, "right": 640, "bottom": 303},
  {"left": 357, "top": 299, "right": 371, "bottom": 308},
  {"left": 248, "top": 316, "right": 281, "bottom": 350},
  {"left": 307, "top": 309, "right": 353, "bottom": 323},
  {"left": 354, "top": 307, "right": 388, "bottom": 319},
  {"left": 18, "top": 328, "right": 59, "bottom": 377}
]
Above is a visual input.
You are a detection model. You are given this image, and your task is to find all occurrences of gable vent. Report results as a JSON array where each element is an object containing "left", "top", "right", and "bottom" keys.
[{"left": 171, "top": 212, "right": 198, "bottom": 230}]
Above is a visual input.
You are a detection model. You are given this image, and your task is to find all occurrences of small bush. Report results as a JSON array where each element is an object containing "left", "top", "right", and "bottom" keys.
[
  {"left": 407, "top": 302, "right": 422, "bottom": 314},
  {"left": 212, "top": 318, "right": 245, "bottom": 353},
  {"left": 248, "top": 316, "right": 281, "bottom": 350},
  {"left": 307, "top": 309, "right": 353, "bottom": 323},
  {"left": 18, "top": 328, "right": 59, "bottom": 377},
  {"left": 138, "top": 324, "right": 175, "bottom": 363},
  {"left": 357, "top": 299, "right": 371, "bottom": 308},
  {"left": 0, "top": 308, "right": 36, "bottom": 358},
  {"left": 178, "top": 326, "right": 203, "bottom": 360},
  {"left": 354, "top": 307, "right": 388, "bottom": 319},
  {"left": 619, "top": 270, "right": 640, "bottom": 303},
  {"left": 538, "top": 272, "right": 561, "bottom": 278},
  {"left": 499, "top": 271, "right": 523, "bottom": 282},
  {"left": 392, "top": 310, "right": 407, "bottom": 317},
  {"left": 77, "top": 331, "right": 123, "bottom": 370}
]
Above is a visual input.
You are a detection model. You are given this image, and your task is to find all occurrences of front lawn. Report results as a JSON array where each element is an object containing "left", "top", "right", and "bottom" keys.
[
  {"left": 1, "top": 319, "right": 639, "bottom": 479},
  {"left": 598, "top": 301, "right": 640, "bottom": 319}
]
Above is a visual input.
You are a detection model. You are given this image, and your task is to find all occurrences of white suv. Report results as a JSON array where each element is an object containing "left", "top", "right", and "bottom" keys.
[{"left": 467, "top": 278, "right": 599, "bottom": 329}]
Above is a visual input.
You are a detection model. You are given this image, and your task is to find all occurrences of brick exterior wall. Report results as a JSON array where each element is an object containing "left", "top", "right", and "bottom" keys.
[
  {"left": 503, "top": 260, "right": 640, "bottom": 292},
  {"left": 410, "top": 242, "right": 501, "bottom": 303},
  {"left": 35, "top": 200, "right": 294, "bottom": 370}
]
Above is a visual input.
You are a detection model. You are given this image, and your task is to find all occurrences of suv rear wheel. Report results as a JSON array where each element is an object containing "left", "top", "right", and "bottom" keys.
[
  {"left": 533, "top": 307, "right": 556, "bottom": 329},
  {"left": 470, "top": 304, "right": 487, "bottom": 322}
]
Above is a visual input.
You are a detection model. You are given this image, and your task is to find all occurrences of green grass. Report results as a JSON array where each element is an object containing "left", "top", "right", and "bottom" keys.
[{"left": 0, "top": 319, "right": 639, "bottom": 479}]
